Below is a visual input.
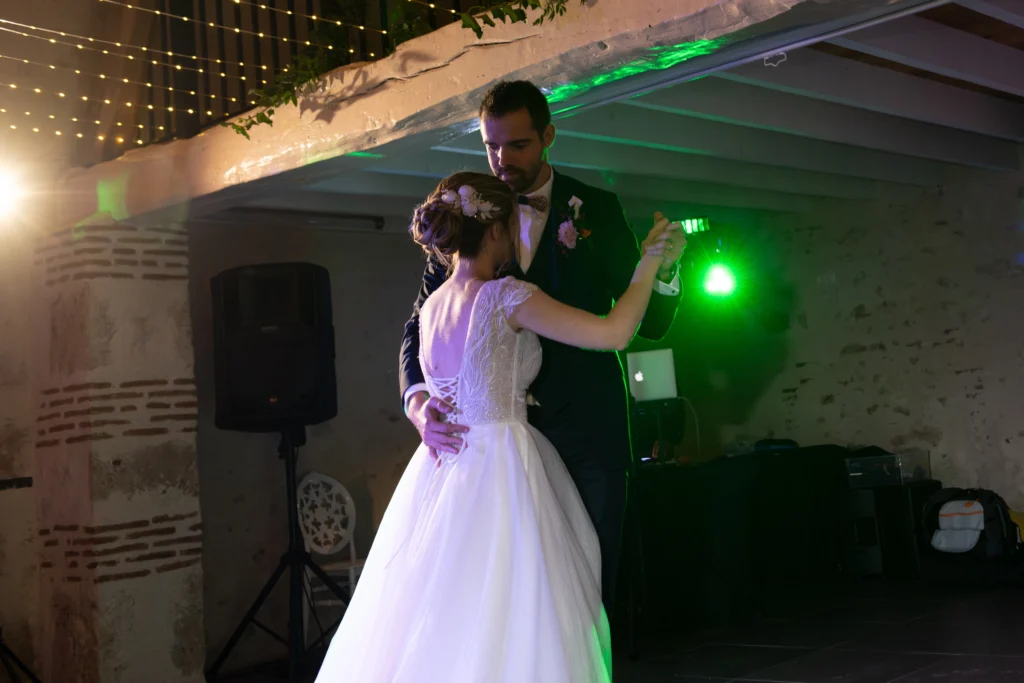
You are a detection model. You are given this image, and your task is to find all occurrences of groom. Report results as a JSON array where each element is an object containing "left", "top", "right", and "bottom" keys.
[{"left": 399, "top": 80, "right": 685, "bottom": 611}]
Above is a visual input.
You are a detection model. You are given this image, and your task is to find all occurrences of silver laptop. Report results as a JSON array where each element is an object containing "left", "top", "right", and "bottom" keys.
[{"left": 626, "top": 349, "right": 678, "bottom": 402}]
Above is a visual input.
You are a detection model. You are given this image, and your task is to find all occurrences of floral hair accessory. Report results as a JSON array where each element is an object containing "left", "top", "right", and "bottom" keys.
[{"left": 440, "top": 185, "right": 496, "bottom": 221}]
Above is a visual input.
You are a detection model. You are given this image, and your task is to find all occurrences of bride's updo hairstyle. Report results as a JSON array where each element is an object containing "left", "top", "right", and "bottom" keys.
[{"left": 410, "top": 171, "right": 517, "bottom": 267}]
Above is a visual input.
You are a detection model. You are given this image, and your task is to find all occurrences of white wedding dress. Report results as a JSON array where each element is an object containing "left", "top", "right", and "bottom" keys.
[{"left": 314, "top": 277, "right": 612, "bottom": 683}]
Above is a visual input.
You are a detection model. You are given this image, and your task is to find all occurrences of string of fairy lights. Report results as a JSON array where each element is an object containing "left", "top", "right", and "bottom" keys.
[
  {"left": 0, "top": 25, "right": 267, "bottom": 85},
  {"left": 226, "top": 0, "right": 388, "bottom": 35},
  {"left": 0, "top": 17, "right": 274, "bottom": 70},
  {"left": 408, "top": 0, "right": 459, "bottom": 16},
  {"left": 0, "top": 0, "right": 456, "bottom": 149},
  {"left": 97, "top": 0, "right": 337, "bottom": 49}
]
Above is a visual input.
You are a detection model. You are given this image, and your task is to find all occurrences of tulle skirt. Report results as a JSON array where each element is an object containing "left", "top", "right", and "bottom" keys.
[{"left": 313, "top": 420, "right": 612, "bottom": 683}]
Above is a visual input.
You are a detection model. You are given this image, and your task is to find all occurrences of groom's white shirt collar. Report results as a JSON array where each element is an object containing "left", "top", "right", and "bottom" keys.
[
  {"left": 524, "top": 166, "right": 555, "bottom": 205},
  {"left": 517, "top": 166, "right": 555, "bottom": 273}
]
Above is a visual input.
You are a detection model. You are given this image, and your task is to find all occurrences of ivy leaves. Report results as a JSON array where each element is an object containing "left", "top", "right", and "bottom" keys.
[
  {"left": 224, "top": 0, "right": 583, "bottom": 139},
  {"left": 459, "top": 0, "right": 578, "bottom": 39}
]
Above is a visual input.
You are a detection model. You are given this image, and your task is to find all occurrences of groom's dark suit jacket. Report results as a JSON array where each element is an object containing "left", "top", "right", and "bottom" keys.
[{"left": 399, "top": 170, "right": 681, "bottom": 471}]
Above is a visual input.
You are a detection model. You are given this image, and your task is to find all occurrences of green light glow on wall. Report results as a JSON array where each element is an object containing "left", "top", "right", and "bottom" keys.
[{"left": 549, "top": 38, "right": 723, "bottom": 110}]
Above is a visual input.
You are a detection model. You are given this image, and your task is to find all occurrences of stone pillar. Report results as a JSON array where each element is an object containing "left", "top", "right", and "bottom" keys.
[
  {"left": 32, "top": 221, "right": 205, "bottom": 683},
  {"left": 0, "top": 224, "right": 41, "bottom": 672}
]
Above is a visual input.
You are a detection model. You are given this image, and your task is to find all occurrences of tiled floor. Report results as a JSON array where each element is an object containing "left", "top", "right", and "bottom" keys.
[
  {"left": 222, "top": 580, "right": 1024, "bottom": 683},
  {"left": 616, "top": 580, "right": 1024, "bottom": 683}
]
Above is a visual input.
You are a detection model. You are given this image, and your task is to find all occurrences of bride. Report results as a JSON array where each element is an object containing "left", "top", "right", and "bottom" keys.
[{"left": 314, "top": 172, "right": 675, "bottom": 683}]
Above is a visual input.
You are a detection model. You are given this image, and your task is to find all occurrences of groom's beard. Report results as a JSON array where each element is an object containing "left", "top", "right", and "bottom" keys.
[{"left": 498, "top": 166, "right": 534, "bottom": 193}]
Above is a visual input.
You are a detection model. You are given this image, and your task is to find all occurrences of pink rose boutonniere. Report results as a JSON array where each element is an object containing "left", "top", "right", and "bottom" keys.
[{"left": 556, "top": 196, "right": 592, "bottom": 253}]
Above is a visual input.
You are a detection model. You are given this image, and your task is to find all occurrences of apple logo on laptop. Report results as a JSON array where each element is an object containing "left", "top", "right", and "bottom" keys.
[{"left": 634, "top": 371, "right": 644, "bottom": 382}]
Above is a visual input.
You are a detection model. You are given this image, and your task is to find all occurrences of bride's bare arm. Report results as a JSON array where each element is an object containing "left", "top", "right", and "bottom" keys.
[{"left": 508, "top": 216, "right": 675, "bottom": 351}]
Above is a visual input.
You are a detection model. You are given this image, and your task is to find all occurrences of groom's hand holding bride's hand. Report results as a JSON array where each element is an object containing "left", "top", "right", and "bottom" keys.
[
  {"left": 641, "top": 213, "right": 687, "bottom": 281},
  {"left": 407, "top": 392, "right": 468, "bottom": 466}
]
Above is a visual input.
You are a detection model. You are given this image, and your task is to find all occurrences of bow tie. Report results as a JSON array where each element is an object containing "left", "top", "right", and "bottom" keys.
[{"left": 518, "top": 195, "right": 549, "bottom": 213}]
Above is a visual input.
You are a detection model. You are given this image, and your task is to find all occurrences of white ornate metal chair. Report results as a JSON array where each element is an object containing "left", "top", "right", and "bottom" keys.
[{"left": 297, "top": 471, "right": 365, "bottom": 640}]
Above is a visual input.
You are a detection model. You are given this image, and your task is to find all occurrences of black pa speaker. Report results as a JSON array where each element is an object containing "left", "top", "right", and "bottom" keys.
[{"left": 210, "top": 262, "right": 337, "bottom": 432}]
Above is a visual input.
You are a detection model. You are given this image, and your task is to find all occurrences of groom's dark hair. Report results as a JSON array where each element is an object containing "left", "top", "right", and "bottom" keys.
[{"left": 479, "top": 80, "right": 552, "bottom": 137}]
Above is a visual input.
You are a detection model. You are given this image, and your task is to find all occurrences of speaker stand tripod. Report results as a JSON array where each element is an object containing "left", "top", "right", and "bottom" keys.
[
  {"left": 206, "top": 427, "right": 351, "bottom": 682},
  {"left": 0, "top": 628, "right": 40, "bottom": 683}
]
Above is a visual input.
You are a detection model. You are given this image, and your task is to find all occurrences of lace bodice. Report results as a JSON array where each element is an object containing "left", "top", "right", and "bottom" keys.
[{"left": 420, "top": 277, "right": 541, "bottom": 426}]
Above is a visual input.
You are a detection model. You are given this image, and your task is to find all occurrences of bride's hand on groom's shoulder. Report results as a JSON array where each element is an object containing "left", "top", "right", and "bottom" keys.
[{"left": 407, "top": 393, "right": 469, "bottom": 465}]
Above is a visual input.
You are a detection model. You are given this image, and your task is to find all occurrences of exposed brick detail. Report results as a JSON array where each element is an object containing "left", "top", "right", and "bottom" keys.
[
  {"left": 125, "top": 551, "right": 176, "bottom": 563},
  {"left": 178, "top": 548, "right": 203, "bottom": 557},
  {"left": 95, "top": 569, "right": 151, "bottom": 584},
  {"left": 79, "top": 420, "right": 132, "bottom": 429},
  {"left": 77, "top": 392, "right": 145, "bottom": 403},
  {"left": 151, "top": 414, "right": 198, "bottom": 423},
  {"left": 64, "top": 383, "right": 113, "bottom": 393},
  {"left": 142, "top": 274, "right": 189, "bottom": 281},
  {"left": 147, "top": 402, "right": 171, "bottom": 410},
  {"left": 125, "top": 527, "right": 175, "bottom": 540},
  {"left": 152, "top": 512, "right": 198, "bottom": 524},
  {"left": 43, "top": 540, "right": 58, "bottom": 548},
  {"left": 65, "top": 433, "right": 114, "bottom": 444},
  {"left": 155, "top": 557, "right": 201, "bottom": 574},
  {"left": 64, "top": 576, "right": 82, "bottom": 583},
  {"left": 153, "top": 535, "right": 202, "bottom": 548},
  {"left": 86, "top": 560, "right": 119, "bottom": 569},
  {"left": 84, "top": 520, "right": 149, "bottom": 534},
  {"left": 122, "top": 380, "right": 168, "bottom": 389},
  {"left": 116, "top": 237, "right": 161, "bottom": 245},
  {"left": 49, "top": 398, "right": 74, "bottom": 408},
  {"left": 74, "top": 225, "right": 137, "bottom": 234},
  {"left": 149, "top": 389, "right": 195, "bottom": 398},
  {"left": 123, "top": 428, "right": 169, "bottom": 436},
  {"left": 64, "top": 407, "right": 116, "bottom": 418},
  {"left": 35, "top": 439, "right": 60, "bottom": 448},
  {"left": 72, "top": 273, "right": 134, "bottom": 281},
  {"left": 72, "top": 536, "right": 120, "bottom": 547},
  {"left": 142, "top": 250, "right": 188, "bottom": 257},
  {"left": 173, "top": 378, "right": 195, "bottom": 386},
  {"left": 53, "top": 525, "right": 80, "bottom": 532},
  {"left": 58, "top": 259, "right": 112, "bottom": 271},
  {"left": 82, "top": 543, "right": 149, "bottom": 558},
  {"left": 36, "top": 413, "right": 61, "bottom": 422}
]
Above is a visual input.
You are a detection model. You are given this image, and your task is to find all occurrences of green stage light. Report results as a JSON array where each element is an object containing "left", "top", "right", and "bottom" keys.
[{"left": 704, "top": 264, "right": 736, "bottom": 296}]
